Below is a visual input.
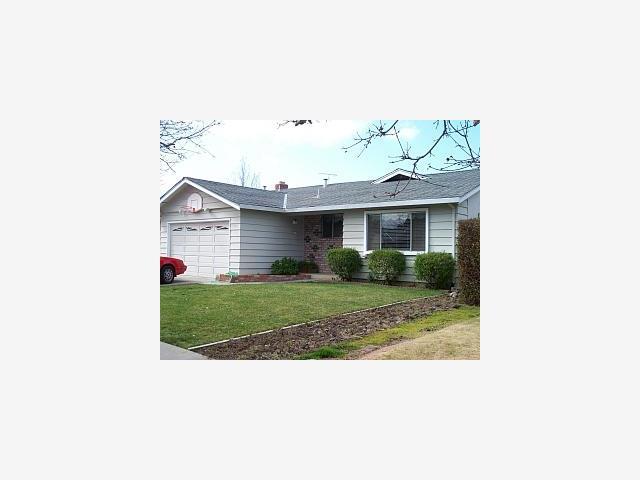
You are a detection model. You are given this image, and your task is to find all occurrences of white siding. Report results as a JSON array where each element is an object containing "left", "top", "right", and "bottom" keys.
[
  {"left": 467, "top": 191, "right": 480, "bottom": 218},
  {"left": 457, "top": 199, "right": 469, "bottom": 220},
  {"left": 429, "top": 205, "right": 455, "bottom": 255},
  {"left": 237, "top": 210, "right": 304, "bottom": 274},
  {"left": 160, "top": 185, "right": 241, "bottom": 272},
  {"left": 342, "top": 205, "right": 456, "bottom": 282}
]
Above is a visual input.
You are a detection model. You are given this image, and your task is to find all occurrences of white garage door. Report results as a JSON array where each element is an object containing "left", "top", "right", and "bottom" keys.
[{"left": 169, "top": 221, "right": 230, "bottom": 278}]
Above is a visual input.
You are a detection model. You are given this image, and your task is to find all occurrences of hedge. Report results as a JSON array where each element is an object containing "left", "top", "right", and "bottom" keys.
[
  {"left": 271, "top": 257, "right": 299, "bottom": 275},
  {"left": 367, "top": 249, "right": 406, "bottom": 285},
  {"left": 414, "top": 252, "right": 455, "bottom": 289},
  {"left": 457, "top": 218, "right": 480, "bottom": 305},
  {"left": 326, "top": 248, "right": 362, "bottom": 281}
]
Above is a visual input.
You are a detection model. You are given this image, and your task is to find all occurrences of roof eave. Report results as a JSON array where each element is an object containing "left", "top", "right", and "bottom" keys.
[
  {"left": 160, "top": 178, "right": 241, "bottom": 210},
  {"left": 282, "top": 196, "right": 463, "bottom": 213},
  {"left": 459, "top": 185, "right": 480, "bottom": 202},
  {"left": 237, "top": 204, "right": 285, "bottom": 212}
]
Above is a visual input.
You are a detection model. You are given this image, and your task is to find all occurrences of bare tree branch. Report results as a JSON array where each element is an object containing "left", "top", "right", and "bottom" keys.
[
  {"left": 342, "top": 120, "right": 400, "bottom": 157},
  {"left": 277, "top": 120, "right": 314, "bottom": 128},
  {"left": 160, "top": 120, "right": 219, "bottom": 172},
  {"left": 233, "top": 157, "right": 261, "bottom": 188},
  {"left": 345, "top": 120, "right": 480, "bottom": 198},
  {"left": 273, "top": 119, "right": 480, "bottom": 199}
]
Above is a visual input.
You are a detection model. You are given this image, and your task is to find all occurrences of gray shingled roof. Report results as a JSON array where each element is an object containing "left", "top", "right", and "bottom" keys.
[
  {"left": 283, "top": 169, "right": 479, "bottom": 209},
  {"left": 186, "top": 178, "right": 285, "bottom": 208},
  {"left": 186, "top": 169, "right": 479, "bottom": 210}
]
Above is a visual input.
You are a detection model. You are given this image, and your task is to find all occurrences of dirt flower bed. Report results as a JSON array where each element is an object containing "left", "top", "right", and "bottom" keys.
[{"left": 193, "top": 294, "right": 457, "bottom": 360}]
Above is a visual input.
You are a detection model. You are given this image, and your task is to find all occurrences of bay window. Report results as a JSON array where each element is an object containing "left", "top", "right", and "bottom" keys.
[{"left": 366, "top": 211, "right": 427, "bottom": 252}]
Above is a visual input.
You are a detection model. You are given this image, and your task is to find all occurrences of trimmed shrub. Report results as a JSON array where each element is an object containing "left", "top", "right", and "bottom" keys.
[
  {"left": 326, "top": 248, "right": 362, "bottom": 281},
  {"left": 457, "top": 218, "right": 480, "bottom": 305},
  {"left": 367, "top": 249, "right": 406, "bottom": 285},
  {"left": 414, "top": 252, "right": 455, "bottom": 289},
  {"left": 271, "top": 257, "right": 299, "bottom": 275},
  {"left": 298, "top": 260, "right": 319, "bottom": 274}
]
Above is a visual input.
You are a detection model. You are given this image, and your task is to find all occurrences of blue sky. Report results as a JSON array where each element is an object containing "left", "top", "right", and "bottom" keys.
[{"left": 159, "top": 120, "right": 479, "bottom": 194}]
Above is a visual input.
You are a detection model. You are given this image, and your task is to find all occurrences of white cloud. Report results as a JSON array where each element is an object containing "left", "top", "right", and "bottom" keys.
[
  {"left": 397, "top": 125, "right": 419, "bottom": 141},
  {"left": 160, "top": 120, "right": 372, "bottom": 193},
  {"left": 379, "top": 122, "right": 420, "bottom": 144}
]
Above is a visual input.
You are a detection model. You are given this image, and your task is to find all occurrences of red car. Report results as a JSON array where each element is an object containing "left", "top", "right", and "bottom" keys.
[{"left": 160, "top": 256, "right": 187, "bottom": 284}]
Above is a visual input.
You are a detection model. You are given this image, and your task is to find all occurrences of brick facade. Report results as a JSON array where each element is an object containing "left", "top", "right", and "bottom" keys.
[{"left": 303, "top": 215, "right": 343, "bottom": 273}]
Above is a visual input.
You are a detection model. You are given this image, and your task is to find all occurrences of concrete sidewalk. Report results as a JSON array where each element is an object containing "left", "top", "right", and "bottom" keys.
[{"left": 160, "top": 342, "right": 207, "bottom": 360}]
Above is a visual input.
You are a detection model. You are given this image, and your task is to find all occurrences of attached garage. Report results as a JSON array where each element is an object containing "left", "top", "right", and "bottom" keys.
[{"left": 168, "top": 221, "right": 230, "bottom": 278}]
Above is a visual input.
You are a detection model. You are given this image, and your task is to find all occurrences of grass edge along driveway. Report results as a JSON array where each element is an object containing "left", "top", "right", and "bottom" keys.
[{"left": 161, "top": 282, "right": 442, "bottom": 348}]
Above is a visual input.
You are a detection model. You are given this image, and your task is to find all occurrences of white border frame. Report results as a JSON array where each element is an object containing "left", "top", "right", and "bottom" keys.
[
  {"left": 363, "top": 208, "right": 429, "bottom": 256},
  {"left": 166, "top": 217, "right": 232, "bottom": 277}
]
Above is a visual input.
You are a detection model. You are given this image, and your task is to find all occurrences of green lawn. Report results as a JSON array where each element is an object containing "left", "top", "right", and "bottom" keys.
[{"left": 161, "top": 282, "right": 441, "bottom": 348}]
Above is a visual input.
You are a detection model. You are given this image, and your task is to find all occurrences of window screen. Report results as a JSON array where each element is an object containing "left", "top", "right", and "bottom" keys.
[
  {"left": 366, "top": 214, "right": 381, "bottom": 250},
  {"left": 381, "top": 213, "right": 410, "bottom": 250},
  {"left": 411, "top": 212, "right": 426, "bottom": 251}
]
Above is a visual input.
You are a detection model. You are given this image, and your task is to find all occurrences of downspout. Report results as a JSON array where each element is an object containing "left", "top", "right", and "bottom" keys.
[
  {"left": 450, "top": 203, "right": 457, "bottom": 288},
  {"left": 450, "top": 204, "right": 457, "bottom": 258}
]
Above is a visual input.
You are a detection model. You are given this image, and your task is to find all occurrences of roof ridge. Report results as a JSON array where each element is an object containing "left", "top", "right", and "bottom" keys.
[
  {"left": 281, "top": 168, "right": 479, "bottom": 190},
  {"left": 187, "top": 177, "right": 285, "bottom": 194},
  {"left": 187, "top": 168, "right": 478, "bottom": 192}
]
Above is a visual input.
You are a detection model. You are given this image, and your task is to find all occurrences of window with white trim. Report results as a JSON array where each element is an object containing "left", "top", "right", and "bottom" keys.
[
  {"left": 366, "top": 211, "right": 426, "bottom": 252},
  {"left": 321, "top": 214, "right": 343, "bottom": 238}
]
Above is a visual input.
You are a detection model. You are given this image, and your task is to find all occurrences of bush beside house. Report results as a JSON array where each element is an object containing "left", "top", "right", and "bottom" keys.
[
  {"left": 326, "top": 248, "right": 362, "bottom": 281},
  {"left": 457, "top": 218, "right": 480, "bottom": 305},
  {"left": 271, "top": 257, "right": 299, "bottom": 275},
  {"left": 414, "top": 252, "right": 455, "bottom": 289},
  {"left": 367, "top": 250, "right": 406, "bottom": 285}
]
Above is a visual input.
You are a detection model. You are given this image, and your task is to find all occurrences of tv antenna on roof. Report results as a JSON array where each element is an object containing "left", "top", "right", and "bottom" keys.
[{"left": 319, "top": 172, "right": 337, "bottom": 188}]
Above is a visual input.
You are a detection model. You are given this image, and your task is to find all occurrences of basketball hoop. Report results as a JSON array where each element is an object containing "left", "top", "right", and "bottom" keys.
[
  {"left": 179, "top": 193, "right": 203, "bottom": 215},
  {"left": 179, "top": 205, "right": 197, "bottom": 215}
]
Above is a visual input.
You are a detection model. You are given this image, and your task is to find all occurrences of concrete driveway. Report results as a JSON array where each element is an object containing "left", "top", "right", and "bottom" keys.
[
  {"left": 160, "top": 342, "right": 207, "bottom": 360},
  {"left": 161, "top": 275, "right": 216, "bottom": 286}
]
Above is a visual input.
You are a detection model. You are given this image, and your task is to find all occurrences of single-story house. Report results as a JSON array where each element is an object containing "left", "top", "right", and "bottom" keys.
[{"left": 160, "top": 168, "right": 480, "bottom": 282}]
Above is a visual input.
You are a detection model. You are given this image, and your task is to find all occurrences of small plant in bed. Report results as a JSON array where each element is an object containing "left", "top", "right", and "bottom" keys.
[{"left": 271, "top": 257, "right": 299, "bottom": 275}]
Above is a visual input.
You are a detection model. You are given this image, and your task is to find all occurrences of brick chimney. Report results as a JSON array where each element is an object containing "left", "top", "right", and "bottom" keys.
[{"left": 275, "top": 181, "right": 288, "bottom": 191}]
